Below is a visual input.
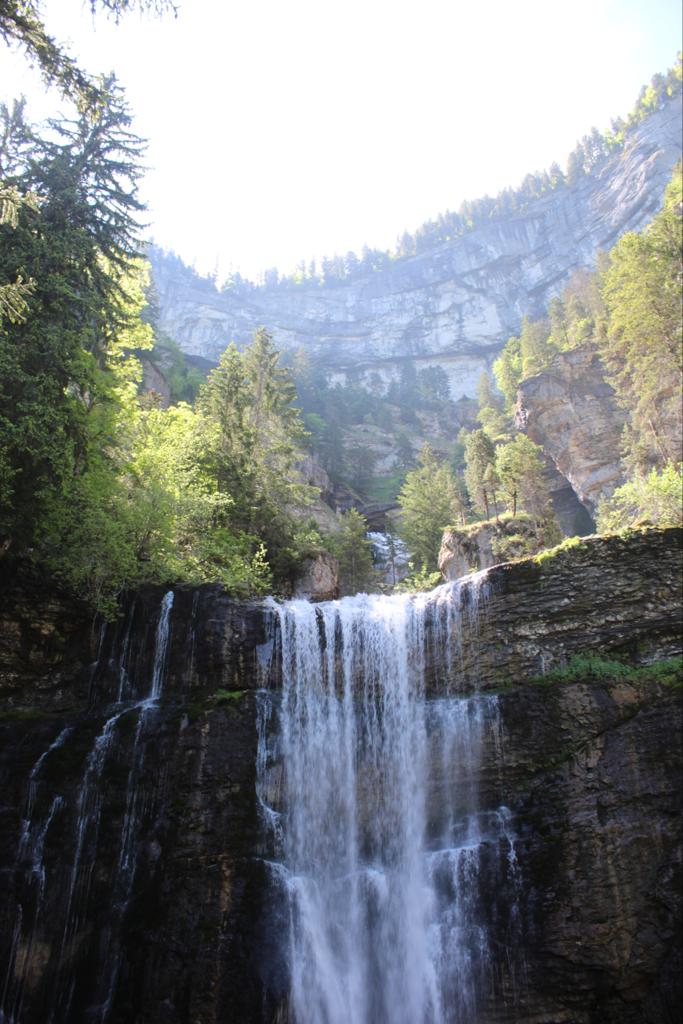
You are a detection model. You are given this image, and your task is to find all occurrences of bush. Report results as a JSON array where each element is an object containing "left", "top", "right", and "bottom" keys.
[{"left": 597, "top": 462, "right": 683, "bottom": 532}]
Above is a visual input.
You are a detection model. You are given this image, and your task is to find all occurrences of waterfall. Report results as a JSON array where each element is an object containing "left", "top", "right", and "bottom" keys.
[
  {"left": 257, "top": 579, "right": 523, "bottom": 1024},
  {"left": 2, "top": 577, "right": 528, "bottom": 1023}
]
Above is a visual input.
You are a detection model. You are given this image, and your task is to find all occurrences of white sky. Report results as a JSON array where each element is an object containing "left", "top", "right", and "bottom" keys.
[{"left": 0, "top": 0, "right": 680, "bottom": 281}]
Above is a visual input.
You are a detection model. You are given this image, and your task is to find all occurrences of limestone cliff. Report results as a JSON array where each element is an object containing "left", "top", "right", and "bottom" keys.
[
  {"left": 515, "top": 345, "right": 627, "bottom": 516},
  {"left": 150, "top": 98, "right": 681, "bottom": 400}
]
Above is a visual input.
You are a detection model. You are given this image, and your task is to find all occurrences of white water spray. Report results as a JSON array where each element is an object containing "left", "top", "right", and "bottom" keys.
[{"left": 258, "top": 578, "right": 521, "bottom": 1024}]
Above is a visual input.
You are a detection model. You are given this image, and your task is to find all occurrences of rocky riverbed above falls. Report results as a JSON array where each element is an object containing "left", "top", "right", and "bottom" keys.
[{"left": 0, "top": 527, "right": 681, "bottom": 1023}]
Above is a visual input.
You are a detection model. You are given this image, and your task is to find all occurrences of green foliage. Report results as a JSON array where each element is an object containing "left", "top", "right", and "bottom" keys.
[
  {"left": 195, "top": 328, "right": 318, "bottom": 587},
  {"left": 491, "top": 163, "right": 682, "bottom": 480},
  {"left": 533, "top": 534, "right": 585, "bottom": 565},
  {"left": 489, "top": 514, "right": 561, "bottom": 563},
  {"left": 493, "top": 337, "right": 522, "bottom": 410},
  {"left": 363, "top": 471, "right": 407, "bottom": 504},
  {"left": 395, "top": 564, "right": 442, "bottom": 594},
  {"left": 398, "top": 445, "right": 463, "bottom": 571},
  {"left": 0, "top": 0, "right": 175, "bottom": 110},
  {"left": 284, "top": 349, "right": 461, "bottom": 502},
  {"left": 0, "top": 181, "right": 37, "bottom": 323},
  {"left": 532, "top": 652, "right": 682, "bottom": 687},
  {"left": 0, "top": 87, "right": 146, "bottom": 552},
  {"left": 597, "top": 462, "right": 683, "bottom": 532},
  {"left": 211, "top": 689, "right": 246, "bottom": 704},
  {"left": 345, "top": 445, "right": 379, "bottom": 496},
  {"left": 496, "top": 434, "right": 552, "bottom": 518},
  {"left": 476, "top": 370, "right": 509, "bottom": 439},
  {"left": 446, "top": 510, "right": 562, "bottom": 566},
  {"left": 395, "top": 431, "right": 415, "bottom": 468},
  {"left": 601, "top": 165, "right": 682, "bottom": 471},
  {"left": 519, "top": 316, "right": 553, "bottom": 378},
  {"left": 146, "top": 333, "right": 205, "bottom": 404},
  {"left": 492, "top": 265, "right": 609, "bottom": 417},
  {"left": 327, "top": 509, "right": 376, "bottom": 596},
  {"left": 463, "top": 429, "right": 496, "bottom": 519}
]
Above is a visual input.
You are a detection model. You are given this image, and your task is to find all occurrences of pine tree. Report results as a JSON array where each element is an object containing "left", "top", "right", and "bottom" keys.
[
  {"left": 398, "top": 444, "right": 460, "bottom": 571},
  {"left": 600, "top": 165, "right": 683, "bottom": 469},
  {"left": 463, "top": 430, "right": 496, "bottom": 519},
  {"left": 329, "top": 509, "right": 375, "bottom": 595},
  {"left": 0, "top": 84, "right": 146, "bottom": 550},
  {"left": 477, "top": 370, "right": 509, "bottom": 439},
  {"left": 496, "top": 435, "right": 551, "bottom": 517},
  {"left": 493, "top": 337, "right": 523, "bottom": 412},
  {"left": 0, "top": 1, "right": 175, "bottom": 109},
  {"left": 519, "top": 316, "right": 552, "bottom": 378},
  {"left": 196, "top": 328, "right": 315, "bottom": 582}
]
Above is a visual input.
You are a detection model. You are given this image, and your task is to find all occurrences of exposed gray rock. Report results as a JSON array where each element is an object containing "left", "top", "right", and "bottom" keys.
[
  {"left": 291, "top": 551, "right": 339, "bottom": 601},
  {"left": 495, "top": 673, "right": 683, "bottom": 1024},
  {"left": 151, "top": 99, "right": 682, "bottom": 402},
  {"left": 466, "top": 528, "right": 683, "bottom": 689},
  {"left": 295, "top": 455, "right": 332, "bottom": 496},
  {"left": 140, "top": 356, "right": 171, "bottom": 406},
  {"left": 516, "top": 345, "right": 627, "bottom": 513},
  {"left": 438, "top": 515, "right": 557, "bottom": 580}
]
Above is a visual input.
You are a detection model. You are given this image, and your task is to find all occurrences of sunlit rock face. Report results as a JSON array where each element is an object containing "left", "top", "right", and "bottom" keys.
[
  {"left": 515, "top": 346, "right": 628, "bottom": 515},
  {"left": 150, "top": 98, "right": 681, "bottom": 399}
]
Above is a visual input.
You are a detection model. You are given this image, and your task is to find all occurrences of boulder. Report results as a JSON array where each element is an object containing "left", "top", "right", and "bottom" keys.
[
  {"left": 439, "top": 515, "right": 557, "bottom": 581},
  {"left": 291, "top": 551, "right": 339, "bottom": 601}
]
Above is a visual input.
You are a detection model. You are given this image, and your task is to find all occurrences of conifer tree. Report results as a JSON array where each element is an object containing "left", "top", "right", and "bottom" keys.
[
  {"left": 496, "top": 435, "right": 551, "bottom": 517},
  {"left": 600, "top": 165, "right": 683, "bottom": 469},
  {"left": 477, "top": 370, "right": 509, "bottom": 439},
  {"left": 0, "top": 83, "right": 146, "bottom": 550},
  {"left": 329, "top": 509, "right": 375, "bottom": 595},
  {"left": 398, "top": 444, "right": 460, "bottom": 571},
  {"left": 0, "top": 1, "right": 175, "bottom": 109},
  {"left": 463, "top": 430, "right": 496, "bottom": 519}
]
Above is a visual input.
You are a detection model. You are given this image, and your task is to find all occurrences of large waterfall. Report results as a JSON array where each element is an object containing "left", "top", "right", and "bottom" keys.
[
  {"left": 1, "top": 579, "right": 527, "bottom": 1024},
  {"left": 2, "top": 534, "right": 681, "bottom": 1023},
  {"left": 257, "top": 579, "right": 524, "bottom": 1024}
]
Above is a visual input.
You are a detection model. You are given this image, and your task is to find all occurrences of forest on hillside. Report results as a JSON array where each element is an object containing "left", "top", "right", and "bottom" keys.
[{"left": 157, "top": 57, "right": 682, "bottom": 292}]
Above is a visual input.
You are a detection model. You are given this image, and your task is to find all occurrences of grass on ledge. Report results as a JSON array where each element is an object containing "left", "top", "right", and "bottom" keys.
[
  {"left": 532, "top": 534, "right": 585, "bottom": 565},
  {"left": 531, "top": 653, "right": 683, "bottom": 687}
]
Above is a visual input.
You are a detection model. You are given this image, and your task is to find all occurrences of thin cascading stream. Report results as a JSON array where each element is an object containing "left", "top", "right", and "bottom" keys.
[
  {"left": 0, "top": 728, "right": 71, "bottom": 1024},
  {"left": 93, "top": 589, "right": 175, "bottom": 1023},
  {"left": 257, "top": 578, "right": 522, "bottom": 1024},
  {"left": 0, "top": 590, "right": 175, "bottom": 1024},
  {"left": 48, "top": 589, "right": 174, "bottom": 1023}
]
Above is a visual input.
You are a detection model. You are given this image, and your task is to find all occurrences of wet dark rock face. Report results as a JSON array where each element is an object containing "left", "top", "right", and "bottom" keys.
[
  {"left": 497, "top": 677, "right": 682, "bottom": 1024},
  {"left": 0, "top": 530, "right": 681, "bottom": 1023}
]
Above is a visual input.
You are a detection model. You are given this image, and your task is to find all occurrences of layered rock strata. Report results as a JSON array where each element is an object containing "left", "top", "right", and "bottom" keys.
[
  {"left": 150, "top": 98, "right": 682, "bottom": 402},
  {"left": 0, "top": 528, "right": 680, "bottom": 1023}
]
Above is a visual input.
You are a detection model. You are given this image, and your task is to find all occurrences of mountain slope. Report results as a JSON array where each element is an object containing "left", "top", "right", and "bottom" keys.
[{"left": 150, "top": 95, "right": 681, "bottom": 400}]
